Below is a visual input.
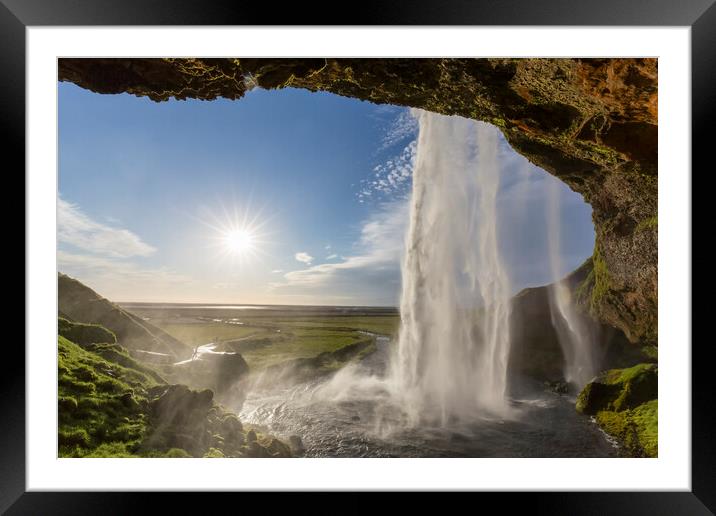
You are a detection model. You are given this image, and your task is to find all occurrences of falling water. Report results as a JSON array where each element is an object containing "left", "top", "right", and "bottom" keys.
[
  {"left": 239, "top": 110, "right": 617, "bottom": 457},
  {"left": 546, "top": 179, "right": 599, "bottom": 388},
  {"left": 388, "top": 111, "right": 513, "bottom": 426}
]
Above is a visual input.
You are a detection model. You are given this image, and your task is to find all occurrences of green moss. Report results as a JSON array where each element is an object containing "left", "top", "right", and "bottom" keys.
[
  {"left": 575, "top": 264, "right": 595, "bottom": 306},
  {"left": 58, "top": 273, "right": 190, "bottom": 357},
  {"left": 203, "top": 447, "right": 225, "bottom": 458},
  {"left": 58, "top": 335, "right": 150, "bottom": 457},
  {"left": 83, "top": 442, "right": 138, "bottom": 458},
  {"left": 588, "top": 142, "right": 622, "bottom": 162},
  {"left": 604, "top": 363, "right": 655, "bottom": 385},
  {"left": 573, "top": 249, "right": 612, "bottom": 317},
  {"left": 58, "top": 326, "right": 292, "bottom": 459},
  {"left": 590, "top": 245, "right": 611, "bottom": 315},
  {"left": 58, "top": 396, "right": 78, "bottom": 414},
  {"left": 636, "top": 216, "right": 657, "bottom": 232},
  {"left": 596, "top": 399, "right": 657, "bottom": 457},
  {"left": 631, "top": 400, "right": 658, "bottom": 457},
  {"left": 641, "top": 345, "right": 658, "bottom": 360},
  {"left": 162, "top": 448, "right": 192, "bottom": 458},
  {"left": 578, "top": 363, "right": 658, "bottom": 457},
  {"left": 59, "top": 317, "right": 116, "bottom": 346},
  {"left": 577, "top": 363, "right": 657, "bottom": 415},
  {"left": 58, "top": 427, "right": 91, "bottom": 448}
]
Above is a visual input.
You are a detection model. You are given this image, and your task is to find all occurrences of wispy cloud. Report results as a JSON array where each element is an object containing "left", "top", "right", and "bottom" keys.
[
  {"left": 270, "top": 200, "right": 408, "bottom": 305},
  {"left": 58, "top": 197, "right": 156, "bottom": 258},
  {"left": 358, "top": 139, "right": 417, "bottom": 204},
  {"left": 294, "top": 252, "right": 313, "bottom": 265},
  {"left": 326, "top": 254, "right": 338, "bottom": 260},
  {"left": 378, "top": 107, "right": 419, "bottom": 152}
]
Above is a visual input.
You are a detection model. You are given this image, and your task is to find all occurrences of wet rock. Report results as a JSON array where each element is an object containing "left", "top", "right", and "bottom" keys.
[
  {"left": 203, "top": 447, "right": 225, "bottom": 458},
  {"left": 267, "top": 438, "right": 292, "bottom": 457},
  {"left": 150, "top": 384, "right": 214, "bottom": 427},
  {"left": 543, "top": 379, "right": 570, "bottom": 395},
  {"left": 210, "top": 433, "right": 225, "bottom": 448},
  {"left": 246, "top": 430, "right": 257, "bottom": 443},
  {"left": 171, "top": 351, "right": 250, "bottom": 406},
  {"left": 577, "top": 363, "right": 657, "bottom": 415},
  {"left": 220, "top": 414, "right": 243, "bottom": 438},
  {"left": 260, "top": 339, "right": 376, "bottom": 387},
  {"left": 288, "top": 435, "right": 305, "bottom": 456},
  {"left": 578, "top": 364, "right": 659, "bottom": 457},
  {"left": 508, "top": 264, "right": 645, "bottom": 386},
  {"left": 246, "top": 441, "right": 270, "bottom": 458}
]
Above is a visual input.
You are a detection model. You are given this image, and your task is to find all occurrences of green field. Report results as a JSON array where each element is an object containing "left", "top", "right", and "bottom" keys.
[{"left": 124, "top": 305, "right": 401, "bottom": 372}]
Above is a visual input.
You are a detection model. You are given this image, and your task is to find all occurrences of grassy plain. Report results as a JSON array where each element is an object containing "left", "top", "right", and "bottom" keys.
[{"left": 123, "top": 304, "right": 400, "bottom": 371}]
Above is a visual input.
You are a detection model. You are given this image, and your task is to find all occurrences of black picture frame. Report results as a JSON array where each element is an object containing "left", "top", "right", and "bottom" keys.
[{"left": 5, "top": 0, "right": 710, "bottom": 512}]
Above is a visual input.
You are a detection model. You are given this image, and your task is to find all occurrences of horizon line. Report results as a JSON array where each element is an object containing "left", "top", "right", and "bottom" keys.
[{"left": 116, "top": 300, "right": 400, "bottom": 309}]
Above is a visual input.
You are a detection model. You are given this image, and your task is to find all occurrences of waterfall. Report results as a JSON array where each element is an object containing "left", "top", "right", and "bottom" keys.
[
  {"left": 546, "top": 179, "right": 599, "bottom": 388},
  {"left": 388, "top": 111, "right": 513, "bottom": 425}
]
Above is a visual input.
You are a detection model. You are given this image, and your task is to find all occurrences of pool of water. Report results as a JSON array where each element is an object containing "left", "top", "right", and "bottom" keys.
[{"left": 239, "top": 337, "right": 618, "bottom": 458}]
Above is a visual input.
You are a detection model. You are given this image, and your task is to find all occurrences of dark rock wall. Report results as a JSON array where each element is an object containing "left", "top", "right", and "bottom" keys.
[
  {"left": 508, "top": 262, "right": 650, "bottom": 386},
  {"left": 58, "top": 58, "right": 658, "bottom": 345}
]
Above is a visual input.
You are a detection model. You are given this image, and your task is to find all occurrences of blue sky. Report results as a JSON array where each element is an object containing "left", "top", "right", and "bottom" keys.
[{"left": 58, "top": 82, "right": 595, "bottom": 305}]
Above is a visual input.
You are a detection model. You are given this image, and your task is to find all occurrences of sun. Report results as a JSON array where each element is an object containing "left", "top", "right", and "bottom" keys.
[
  {"left": 223, "top": 228, "right": 255, "bottom": 255},
  {"left": 196, "top": 198, "right": 272, "bottom": 265}
]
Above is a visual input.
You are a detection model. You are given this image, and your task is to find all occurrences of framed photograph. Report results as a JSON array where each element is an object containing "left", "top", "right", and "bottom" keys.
[{"left": 7, "top": 0, "right": 709, "bottom": 511}]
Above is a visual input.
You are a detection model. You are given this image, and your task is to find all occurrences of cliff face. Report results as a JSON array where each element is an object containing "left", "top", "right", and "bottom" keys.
[
  {"left": 509, "top": 259, "right": 650, "bottom": 386},
  {"left": 58, "top": 58, "right": 658, "bottom": 345}
]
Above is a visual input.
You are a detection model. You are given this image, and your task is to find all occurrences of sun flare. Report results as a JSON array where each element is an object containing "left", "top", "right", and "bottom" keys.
[
  {"left": 197, "top": 198, "right": 272, "bottom": 267},
  {"left": 224, "top": 228, "right": 254, "bottom": 254}
]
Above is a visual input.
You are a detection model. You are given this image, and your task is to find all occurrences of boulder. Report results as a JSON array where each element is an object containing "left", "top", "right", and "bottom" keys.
[
  {"left": 267, "top": 438, "right": 292, "bottom": 457},
  {"left": 576, "top": 363, "right": 657, "bottom": 415},
  {"left": 220, "top": 414, "right": 243, "bottom": 438},
  {"left": 150, "top": 384, "right": 214, "bottom": 427},
  {"left": 171, "top": 351, "right": 250, "bottom": 404},
  {"left": 575, "top": 363, "right": 658, "bottom": 457},
  {"left": 246, "top": 441, "right": 271, "bottom": 458}
]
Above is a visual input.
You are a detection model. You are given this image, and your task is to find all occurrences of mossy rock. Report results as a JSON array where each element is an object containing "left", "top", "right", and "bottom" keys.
[
  {"left": 58, "top": 328, "right": 290, "bottom": 459},
  {"left": 596, "top": 399, "right": 658, "bottom": 457},
  {"left": 577, "top": 363, "right": 657, "bottom": 457},
  {"left": 576, "top": 363, "right": 657, "bottom": 415},
  {"left": 59, "top": 317, "right": 116, "bottom": 347},
  {"left": 266, "top": 438, "right": 292, "bottom": 457},
  {"left": 203, "top": 447, "right": 225, "bottom": 458},
  {"left": 163, "top": 448, "right": 192, "bottom": 458}
]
